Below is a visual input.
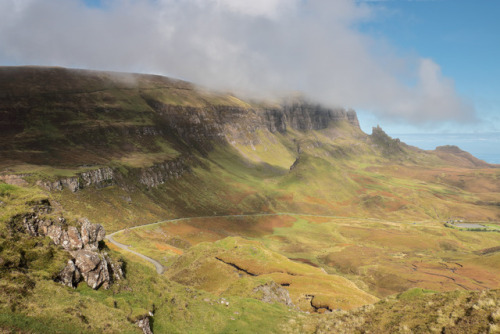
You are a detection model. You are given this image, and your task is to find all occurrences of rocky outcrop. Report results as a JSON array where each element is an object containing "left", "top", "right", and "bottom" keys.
[
  {"left": 12, "top": 202, "right": 123, "bottom": 290},
  {"left": 73, "top": 250, "right": 110, "bottom": 289},
  {"left": 0, "top": 174, "right": 28, "bottom": 186},
  {"left": 139, "top": 157, "right": 191, "bottom": 188},
  {"left": 370, "top": 125, "right": 404, "bottom": 156},
  {"left": 79, "top": 167, "right": 114, "bottom": 188},
  {"left": 136, "top": 317, "right": 153, "bottom": 334},
  {"left": 58, "top": 259, "right": 82, "bottom": 288},
  {"left": 37, "top": 167, "right": 114, "bottom": 192},
  {"left": 253, "top": 281, "right": 294, "bottom": 307},
  {"left": 79, "top": 218, "right": 106, "bottom": 251}
]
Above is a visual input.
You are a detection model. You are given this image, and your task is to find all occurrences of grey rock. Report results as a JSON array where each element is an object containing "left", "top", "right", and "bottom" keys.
[
  {"left": 105, "top": 253, "right": 124, "bottom": 281},
  {"left": 47, "top": 225, "right": 64, "bottom": 244},
  {"left": 80, "top": 254, "right": 110, "bottom": 290},
  {"left": 60, "top": 177, "right": 80, "bottom": 192},
  {"left": 139, "top": 157, "right": 190, "bottom": 188},
  {"left": 253, "top": 281, "right": 294, "bottom": 307},
  {"left": 38, "top": 219, "right": 53, "bottom": 235},
  {"left": 80, "top": 167, "right": 114, "bottom": 188},
  {"left": 23, "top": 214, "right": 39, "bottom": 236},
  {"left": 57, "top": 259, "right": 82, "bottom": 288},
  {"left": 67, "top": 226, "right": 83, "bottom": 250},
  {"left": 136, "top": 317, "right": 153, "bottom": 334},
  {"left": 80, "top": 218, "right": 105, "bottom": 251},
  {"left": 74, "top": 250, "right": 101, "bottom": 273},
  {"left": 59, "top": 230, "right": 71, "bottom": 250}
]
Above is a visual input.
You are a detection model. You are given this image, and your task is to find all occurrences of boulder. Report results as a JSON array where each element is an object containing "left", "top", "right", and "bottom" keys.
[
  {"left": 67, "top": 226, "right": 83, "bottom": 250},
  {"left": 47, "top": 225, "right": 64, "bottom": 244},
  {"left": 74, "top": 250, "right": 101, "bottom": 273},
  {"left": 80, "top": 218, "right": 105, "bottom": 251},
  {"left": 73, "top": 250, "right": 119, "bottom": 289},
  {"left": 253, "top": 281, "right": 294, "bottom": 307},
  {"left": 82, "top": 255, "right": 109, "bottom": 290},
  {"left": 57, "top": 259, "right": 82, "bottom": 288}
]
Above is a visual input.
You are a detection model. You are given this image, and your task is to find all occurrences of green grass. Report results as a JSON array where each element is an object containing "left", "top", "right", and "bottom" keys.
[{"left": 2, "top": 66, "right": 500, "bottom": 332}]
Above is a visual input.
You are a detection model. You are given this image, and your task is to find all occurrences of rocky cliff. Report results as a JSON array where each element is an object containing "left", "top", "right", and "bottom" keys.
[
  {"left": 0, "top": 67, "right": 360, "bottom": 168},
  {"left": 37, "top": 167, "right": 114, "bottom": 192},
  {"left": 147, "top": 98, "right": 359, "bottom": 152},
  {"left": 139, "top": 156, "right": 192, "bottom": 188}
]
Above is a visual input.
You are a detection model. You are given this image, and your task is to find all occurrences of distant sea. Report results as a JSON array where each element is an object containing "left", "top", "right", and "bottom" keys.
[{"left": 390, "top": 132, "right": 500, "bottom": 165}]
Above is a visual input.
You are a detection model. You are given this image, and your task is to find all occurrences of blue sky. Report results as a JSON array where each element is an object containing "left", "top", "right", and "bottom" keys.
[
  {"left": 356, "top": 0, "right": 500, "bottom": 133},
  {"left": 353, "top": 0, "right": 500, "bottom": 162}
]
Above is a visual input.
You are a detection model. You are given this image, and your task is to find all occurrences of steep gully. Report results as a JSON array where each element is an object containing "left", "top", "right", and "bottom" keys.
[{"left": 105, "top": 213, "right": 425, "bottom": 275}]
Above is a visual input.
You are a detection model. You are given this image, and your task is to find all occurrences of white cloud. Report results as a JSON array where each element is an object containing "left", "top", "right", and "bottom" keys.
[{"left": 0, "top": 0, "right": 476, "bottom": 125}]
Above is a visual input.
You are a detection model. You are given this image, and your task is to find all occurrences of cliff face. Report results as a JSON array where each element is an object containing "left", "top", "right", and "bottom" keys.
[
  {"left": 37, "top": 167, "right": 114, "bottom": 192},
  {"left": 0, "top": 67, "right": 362, "bottom": 189},
  {"left": 138, "top": 156, "right": 192, "bottom": 188},
  {"left": 147, "top": 98, "right": 359, "bottom": 151},
  {"left": 0, "top": 67, "right": 360, "bottom": 162}
]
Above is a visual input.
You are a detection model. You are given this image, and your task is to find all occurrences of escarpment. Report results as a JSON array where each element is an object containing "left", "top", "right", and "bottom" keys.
[
  {"left": 0, "top": 67, "right": 363, "bottom": 195},
  {"left": 0, "top": 67, "right": 360, "bottom": 165},
  {"left": 37, "top": 166, "right": 114, "bottom": 192},
  {"left": 138, "top": 156, "right": 192, "bottom": 188}
]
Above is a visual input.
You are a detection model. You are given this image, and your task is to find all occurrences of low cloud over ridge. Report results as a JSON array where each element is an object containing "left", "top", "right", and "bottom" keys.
[{"left": 0, "top": 0, "right": 475, "bottom": 124}]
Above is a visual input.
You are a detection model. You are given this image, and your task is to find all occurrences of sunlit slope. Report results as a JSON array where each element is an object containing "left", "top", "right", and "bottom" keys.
[
  {"left": 114, "top": 214, "right": 500, "bottom": 299},
  {"left": 1, "top": 66, "right": 500, "bottom": 333},
  {"left": 163, "top": 236, "right": 378, "bottom": 312},
  {"left": 1, "top": 66, "right": 498, "bottom": 228}
]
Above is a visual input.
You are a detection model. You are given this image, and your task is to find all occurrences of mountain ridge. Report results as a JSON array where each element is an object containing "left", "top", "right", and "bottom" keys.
[{"left": 1, "top": 66, "right": 499, "bottom": 334}]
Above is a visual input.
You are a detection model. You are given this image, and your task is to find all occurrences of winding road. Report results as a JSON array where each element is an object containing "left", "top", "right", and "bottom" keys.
[
  {"left": 106, "top": 233, "right": 166, "bottom": 274},
  {"left": 105, "top": 213, "right": 281, "bottom": 274},
  {"left": 104, "top": 212, "right": 423, "bottom": 275}
]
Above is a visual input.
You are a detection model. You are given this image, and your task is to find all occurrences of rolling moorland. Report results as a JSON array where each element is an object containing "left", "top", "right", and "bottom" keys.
[{"left": 0, "top": 66, "right": 499, "bottom": 333}]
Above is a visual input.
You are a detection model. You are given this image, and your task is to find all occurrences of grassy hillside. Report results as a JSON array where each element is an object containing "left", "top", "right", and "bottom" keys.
[{"left": 1, "top": 67, "right": 499, "bottom": 333}]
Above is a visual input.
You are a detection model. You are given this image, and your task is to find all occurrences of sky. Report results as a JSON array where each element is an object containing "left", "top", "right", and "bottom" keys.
[{"left": 0, "top": 0, "right": 498, "bottom": 161}]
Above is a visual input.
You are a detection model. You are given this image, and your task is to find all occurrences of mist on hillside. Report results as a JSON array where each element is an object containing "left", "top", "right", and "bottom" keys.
[{"left": 0, "top": 0, "right": 475, "bottom": 125}]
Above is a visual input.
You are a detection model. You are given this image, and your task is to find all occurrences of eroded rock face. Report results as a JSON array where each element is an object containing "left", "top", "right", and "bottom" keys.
[
  {"left": 57, "top": 259, "right": 82, "bottom": 288},
  {"left": 74, "top": 250, "right": 110, "bottom": 289},
  {"left": 67, "top": 226, "right": 83, "bottom": 250},
  {"left": 80, "top": 167, "right": 114, "bottom": 188},
  {"left": 139, "top": 157, "right": 190, "bottom": 188},
  {"left": 60, "top": 177, "right": 80, "bottom": 192},
  {"left": 37, "top": 167, "right": 113, "bottom": 193},
  {"left": 80, "top": 218, "right": 105, "bottom": 251}
]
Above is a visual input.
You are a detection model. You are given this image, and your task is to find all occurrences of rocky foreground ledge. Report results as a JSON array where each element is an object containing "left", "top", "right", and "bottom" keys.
[{"left": 10, "top": 201, "right": 123, "bottom": 290}]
